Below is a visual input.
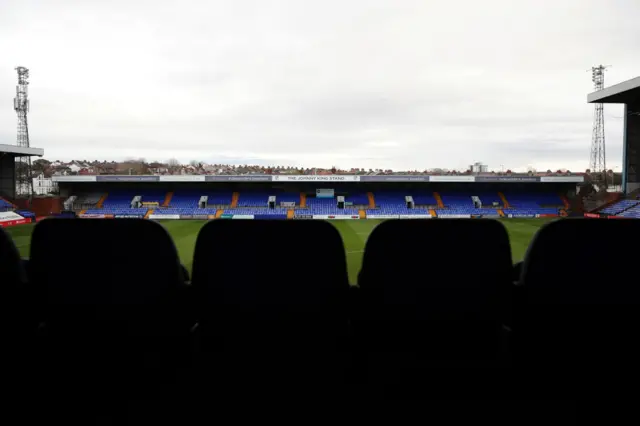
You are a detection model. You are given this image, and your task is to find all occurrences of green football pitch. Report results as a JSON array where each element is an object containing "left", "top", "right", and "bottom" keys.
[{"left": 5, "top": 219, "right": 550, "bottom": 284}]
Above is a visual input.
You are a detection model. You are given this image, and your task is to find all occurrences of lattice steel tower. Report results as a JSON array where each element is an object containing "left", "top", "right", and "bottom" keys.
[
  {"left": 14, "top": 66, "right": 34, "bottom": 199},
  {"left": 590, "top": 65, "right": 608, "bottom": 187}
]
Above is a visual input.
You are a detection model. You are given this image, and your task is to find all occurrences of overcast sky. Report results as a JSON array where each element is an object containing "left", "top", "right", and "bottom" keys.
[{"left": 1, "top": 0, "right": 639, "bottom": 172}]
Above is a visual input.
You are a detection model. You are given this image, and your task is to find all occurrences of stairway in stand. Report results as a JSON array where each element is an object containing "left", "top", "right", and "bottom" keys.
[
  {"left": 231, "top": 192, "right": 239, "bottom": 208},
  {"left": 96, "top": 193, "right": 108, "bottom": 208},
  {"left": 162, "top": 191, "right": 174, "bottom": 207},
  {"left": 367, "top": 192, "right": 375, "bottom": 208},
  {"left": 498, "top": 192, "right": 511, "bottom": 209},
  {"left": 433, "top": 192, "right": 445, "bottom": 208}
]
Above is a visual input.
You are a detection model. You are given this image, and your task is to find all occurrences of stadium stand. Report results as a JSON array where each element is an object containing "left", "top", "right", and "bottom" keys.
[
  {"left": 72, "top": 192, "right": 102, "bottom": 207},
  {"left": 503, "top": 192, "right": 563, "bottom": 215},
  {"left": 297, "top": 197, "right": 359, "bottom": 215},
  {"left": 0, "top": 197, "right": 15, "bottom": 211},
  {"left": 347, "top": 192, "right": 370, "bottom": 205},
  {"left": 600, "top": 198, "right": 640, "bottom": 215}
]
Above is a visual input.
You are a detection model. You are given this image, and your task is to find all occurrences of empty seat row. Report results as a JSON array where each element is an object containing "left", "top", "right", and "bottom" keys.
[{"left": 1, "top": 218, "right": 634, "bottom": 414}]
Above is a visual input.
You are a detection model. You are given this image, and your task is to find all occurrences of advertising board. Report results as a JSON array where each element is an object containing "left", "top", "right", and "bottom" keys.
[
  {"left": 231, "top": 215, "right": 254, "bottom": 219},
  {"left": 254, "top": 214, "right": 287, "bottom": 220},
  {"left": 79, "top": 214, "right": 106, "bottom": 219},
  {"left": 0, "top": 218, "right": 29, "bottom": 227},
  {"left": 294, "top": 214, "right": 314, "bottom": 219},
  {"left": 398, "top": 215, "right": 431, "bottom": 219},
  {"left": 280, "top": 202, "right": 296, "bottom": 207},
  {"left": 583, "top": 213, "right": 600, "bottom": 218},
  {"left": 115, "top": 215, "right": 144, "bottom": 218},
  {"left": 366, "top": 215, "right": 399, "bottom": 219},
  {"left": 437, "top": 214, "right": 471, "bottom": 218},
  {"left": 148, "top": 214, "right": 180, "bottom": 219},
  {"left": 314, "top": 215, "right": 359, "bottom": 219}
]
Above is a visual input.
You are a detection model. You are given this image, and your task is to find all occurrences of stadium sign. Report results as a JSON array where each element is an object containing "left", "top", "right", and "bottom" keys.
[
  {"left": 205, "top": 175, "right": 271, "bottom": 182},
  {"left": 159, "top": 175, "right": 205, "bottom": 182},
  {"left": 474, "top": 176, "right": 539, "bottom": 182},
  {"left": 429, "top": 176, "right": 475, "bottom": 182},
  {"left": 359, "top": 176, "right": 430, "bottom": 182},
  {"left": 96, "top": 175, "right": 159, "bottom": 182},
  {"left": 272, "top": 175, "right": 360, "bottom": 182}
]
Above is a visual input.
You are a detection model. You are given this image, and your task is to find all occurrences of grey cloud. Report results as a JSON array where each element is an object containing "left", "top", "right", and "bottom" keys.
[{"left": 0, "top": 0, "right": 639, "bottom": 171}]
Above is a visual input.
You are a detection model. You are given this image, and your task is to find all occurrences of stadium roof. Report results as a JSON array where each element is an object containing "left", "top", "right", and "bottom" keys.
[
  {"left": 0, "top": 144, "right": 44, "bottom": 157},
  {"left": 587, "top": 76, "right": 640, "bottom": 104}
]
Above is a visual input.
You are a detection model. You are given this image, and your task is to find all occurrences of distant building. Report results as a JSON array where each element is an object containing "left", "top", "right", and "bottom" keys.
[
  {"left": 32, "top": 173, "right": 58, "bottom": 195},
  {"left": 469, "top": 162, "right": 489, "bottom": 173}
]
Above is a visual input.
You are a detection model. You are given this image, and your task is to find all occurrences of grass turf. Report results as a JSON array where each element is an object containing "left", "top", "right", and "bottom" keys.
[{"left": 5, "top": 218, "right": 550, "bottom": 284}]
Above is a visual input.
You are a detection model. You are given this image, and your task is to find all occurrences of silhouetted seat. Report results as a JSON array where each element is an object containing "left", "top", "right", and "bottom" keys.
[
  {"left": 29, "top": 219, "right": 189, "bottom": 413},
  {"left": 1, "top": 228, "right": 33, "bottom": 414},
  {"left": 517, "top": 219, "right": 640, "bottom": 395},
  {"left": 191, "top": 220, "right": 350, "bottom": 395},
  {"left": 354, "top": 219, "right": 513, "bottom": 392}
]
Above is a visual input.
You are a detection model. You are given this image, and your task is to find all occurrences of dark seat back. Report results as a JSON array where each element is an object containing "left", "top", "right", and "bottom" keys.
[
  {"left": 519, "top": 219, "right": 640, "bottom": 376},
  {"left": 191, "top": 220, "right": 350, "bottom": 387},
  {"left": 29, "top": 219, "right": 187, "bottom": 389},
  {"left": 355, "top": 219, "right": 513, "bottom": 373}
]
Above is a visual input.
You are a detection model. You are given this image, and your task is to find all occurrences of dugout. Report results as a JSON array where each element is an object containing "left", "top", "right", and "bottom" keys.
[{"left": 588, "top": 76, "right": 640, "bottom": 194}]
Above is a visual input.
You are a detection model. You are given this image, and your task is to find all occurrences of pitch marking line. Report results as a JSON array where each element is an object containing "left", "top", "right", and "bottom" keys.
[{"left": 346, "top": 250, "right": 364, "bottom": 255}]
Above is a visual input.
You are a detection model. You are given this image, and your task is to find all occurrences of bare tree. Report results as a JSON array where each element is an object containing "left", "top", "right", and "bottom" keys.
[{"left": 167, "top": 158, "right": 181, "bottom": 174}]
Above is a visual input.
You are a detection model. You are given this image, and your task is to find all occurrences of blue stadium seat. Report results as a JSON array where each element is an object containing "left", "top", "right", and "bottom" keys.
[{"left": 603, "top": 199, "right": 640, "bottom": 216}]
